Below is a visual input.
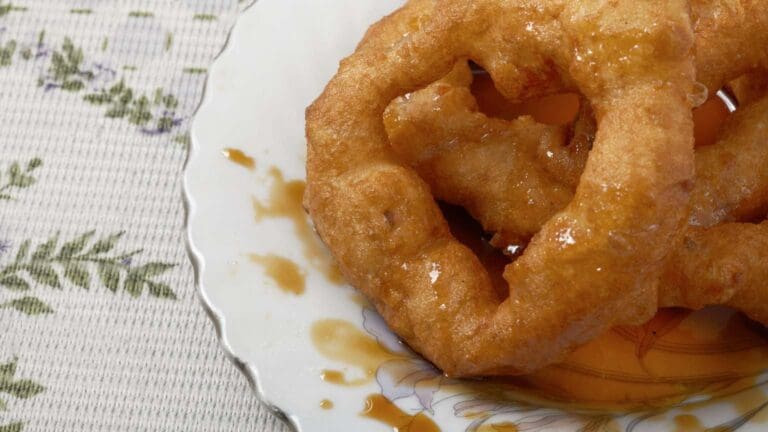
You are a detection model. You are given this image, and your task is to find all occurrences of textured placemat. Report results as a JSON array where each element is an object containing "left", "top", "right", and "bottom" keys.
[{"left": 0, "top": 1, "right": 289, "bottom": 430}]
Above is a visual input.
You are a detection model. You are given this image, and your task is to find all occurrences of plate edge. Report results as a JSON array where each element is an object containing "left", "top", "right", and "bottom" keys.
[{"left": 181, "top": 1, "right": 301, "bottom": 431}]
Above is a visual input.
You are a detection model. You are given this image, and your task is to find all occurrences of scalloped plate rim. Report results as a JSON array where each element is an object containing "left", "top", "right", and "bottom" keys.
[{"left": 182, "top": 0, "right": 302, "bottom": 430}]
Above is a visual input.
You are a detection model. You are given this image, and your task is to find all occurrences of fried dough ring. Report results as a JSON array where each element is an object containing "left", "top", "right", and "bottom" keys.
[
  {"left": 386, "top": 65, "right": 768, "bottom": 325},
  {"left": 306, "top": 0, "right": 696, "bottom": 376},
  {"left": 384, "top": 62, "right": 594, "bottom": 248},
  {"left": 386, "top": 66, "right": 768, "bottom": 237}
]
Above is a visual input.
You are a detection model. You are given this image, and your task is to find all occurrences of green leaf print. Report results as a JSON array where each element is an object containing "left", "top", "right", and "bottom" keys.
[
  {"left": 0, "top": 423, "right": 23, "bottom": 432},
  {"left": 2, "top": 297, "right": 54, "bottom": 315},
  {"left": 0, "top": 276, "right": 29, "bottom": 291},
  {"left": 97, "top": 262, "right": 120, "bottom": 292},
  {"left": 0, "top": 2, "right": 11, "bottom": 17},
  {"left": 48, "top": 37, "right": 93, "bottom": 91},
  {"left": 87, "top": 232, "right": 122, "bottom": 254},
  {"left": 30, "top": 234, "right": 57, "bottom": 260},
  {"left": 23, "top": 36, "right": 187, "bottom": 135},
  {"left": 14, "top": 241, "right": 30, "bottom": 263},
  {"left": 133, "top": 262, "right": 175, "bottom": 278},
  {"left": 0, "top": 231, "right": 177, "bottom": 314},
  {"left": 63, "top": 262, "right": 90, "bottom": 288},
  {"left": 0, "top": 360, "right": 16, "bottom": 378},
  {"left": 0, "top": 40, "right": 16, "bottom": 68},
  {"left": 0, "top": 158, "right": 43, "bottom": 202},
  {"left": 57, "top": 231, "right": 94, "bottom": 259},
  {"left": 146, "top": 281, "right": 176, "bottom": 299},
  {"left": 85, "top": 80, "right": 181, "bottom": 132},
  {"left": 24, "top": 263, "right": 60, "bottom": 288},
  {"left": 0, "top": 0, "right": 26, "bottom": 17},
  {"left": 0, "top": 358, "right": 44, "bottom": 430}
]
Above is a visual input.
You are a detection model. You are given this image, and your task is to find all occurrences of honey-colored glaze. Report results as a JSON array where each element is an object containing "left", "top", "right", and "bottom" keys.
[
  {"left": 437, "top": 86, "right": 768, "bottom": 411},
  {"left": 441, "top": 204, "right": 510, "bottom": 299},
  {"left": 308, "top": 74, "right": 764, "bottom": 424},
  {"left": 507, "top": 297, "right": 768, "bottom": 409},
  {"left": 248, "top": 254, "right": 305, "bottom": 295},
  {"left": 472, "top": 71, "right": 730, "bottom": 146},
  {"left": 310, "top": 306, "right": 768, "bottom": 423},
  {"left": 471, "top": 72, "right": 579, "bottom": 125},
  {"left": 674, "top": 414, "right": 704, "bottom": 431},
  {"left": 311, "top": 319, "right": 403, "bottom": 386},
  {"left": 442, "top": 204, "right": 768, "bottom": 408},
  {"left": 361, "top": 394, "right": 440, "bottom": 432},
  {"left": 476, "top": 422, "right": 519, "bottom": 432},
  {"left": 252, "top": 167, "right": 343, "bottom": 284},
  {"left": 222, "top": 147, "right": 256, "bottom": 170},
  {"left": 348, "top": 292, "right": 372, "bottom": 308},
  {"left": 320, "top": 369, "right": 367, "bottom": 386},
  {"left": 319, "top": 399, "right": 334, "bottom": 410}
]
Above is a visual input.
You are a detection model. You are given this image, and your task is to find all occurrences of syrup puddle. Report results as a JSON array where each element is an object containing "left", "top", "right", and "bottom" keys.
[
  {"left": 311, "top": 319, "right": 402, "bottom": 386},
  {"left": 248, "top": 254, "right": 305, "bottom": 295},
  {"left": 361, "top": 394, "right": 440, "bottom": 432},
  {"left": 222, "top": 147, "right": 255, "bottom": 170},
  {"left": 320, "top": 369, "right": 366, "bottom": 386},
  {"left": 674, "top": 414, "right": 703, "bottom": 431},
  {"left": 252, "top": 167, "right": 343, "bottom": 284}
]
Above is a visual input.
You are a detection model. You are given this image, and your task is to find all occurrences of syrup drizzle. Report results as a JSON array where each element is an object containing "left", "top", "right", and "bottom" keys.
[
  {"left": 252, "top": 167, "right": 343, "bottom": 284},
  {"left": 311, "top": 319, "right": 402, "bottom": 386},
  {"left": 222, "top": 148, "right": 255, "bottom": 170},
  {"left": 248, "top": 254, "right": 305, "bottom": 295},
  {"left": 361, "top": 394, "right": 440, "bottom": 432}
]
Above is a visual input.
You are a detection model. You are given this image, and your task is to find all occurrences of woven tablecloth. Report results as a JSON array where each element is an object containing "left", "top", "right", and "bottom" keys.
[{"left": 0, "top": 1, "right": 289, "bottom": 430}]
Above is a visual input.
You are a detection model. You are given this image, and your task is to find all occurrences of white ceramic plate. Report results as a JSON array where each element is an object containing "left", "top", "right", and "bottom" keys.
[{"left": 184, "top": 1, "right": 768, "bottom": 430}]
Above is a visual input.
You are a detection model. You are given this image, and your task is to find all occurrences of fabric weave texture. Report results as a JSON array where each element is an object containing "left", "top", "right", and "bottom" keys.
[{"left": 0, "top": 1, "right": 289, "bottom": 430}]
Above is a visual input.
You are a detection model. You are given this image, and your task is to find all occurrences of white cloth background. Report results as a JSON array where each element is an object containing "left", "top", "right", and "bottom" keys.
[{"left": 0, "top": 1, "right": 289, "bottom": 430}]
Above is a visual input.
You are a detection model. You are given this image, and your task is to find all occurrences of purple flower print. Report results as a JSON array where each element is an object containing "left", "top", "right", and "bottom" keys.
[{"left": 0, "top": 239, "right": 11, "bottom": 255}]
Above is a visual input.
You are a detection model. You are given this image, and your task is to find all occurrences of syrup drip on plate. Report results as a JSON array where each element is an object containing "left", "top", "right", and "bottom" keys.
[
  {"left": 311, "top": 319, "right": 402, "bottom": 386},
  {"left": 248, "top": 254, "right": 305, "bottom": 295},
  {"left": 319, "top": 399, "right": 334, "bottom": 410},
  {"left": 252, "top": 167, "right": 343, "bottom": 284},
  {"left": 320, "top": 369, "right": 362, "bottom": 386},
  {"left": 674, "top": 414, "right": 703, "bottom": 431},
  {"left": 361, "top": 394, "right": 440, "bottom": 432},
  {"left": 222, "top": 148, "right": 256, "bottom": 170}
]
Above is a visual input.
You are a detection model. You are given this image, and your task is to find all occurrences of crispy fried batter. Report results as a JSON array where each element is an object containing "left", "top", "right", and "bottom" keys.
[
  {"left": 689, "top": 95, "right": 768, "bottom": 226},
  {"left": 659, "top": 222, "right": 768, "bottom": 324},
  {"left": 384, "top": 62, "right": 593, "bottom": 248},
  {"left": 306, "top": 0, "right": 696, "bottom": 376},
  {"left": 692, "top": 0, "right": 768, "bottom": 92},
  {"left": 384, "top": 63, "right": 588, "bottom": 248},
  {"left": 386, "top": 64, "right": 768, "bottom": 325},
  {"left": 728, "top": 73, "right": 768, "bottom": 106}
]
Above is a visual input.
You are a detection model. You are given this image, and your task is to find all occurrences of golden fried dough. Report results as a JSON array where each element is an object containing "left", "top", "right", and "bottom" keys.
[
  {"left": 692, "top": 0, "right": 768, "bottom": 92},
  {"left": 386, "top": 63, "right": 768, "bottom": 325},
  {"left": 306, "top": 0, "right": 696, "bottom": 376}
]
